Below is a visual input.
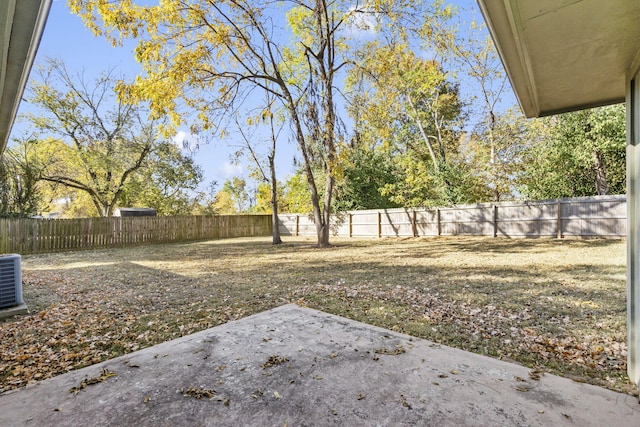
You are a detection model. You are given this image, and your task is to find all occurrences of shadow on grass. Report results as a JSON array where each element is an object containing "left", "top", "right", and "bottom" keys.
[{"left": 5, "top": 236, "right": 632, "bottom": 395}]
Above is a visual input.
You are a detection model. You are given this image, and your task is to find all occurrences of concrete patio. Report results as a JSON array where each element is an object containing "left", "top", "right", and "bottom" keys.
[{"left": 1, "top": 304, "right": 638, "bottom": 426}]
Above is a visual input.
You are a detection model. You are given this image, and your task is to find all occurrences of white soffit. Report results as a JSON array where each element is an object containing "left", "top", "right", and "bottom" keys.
[
  {"left": 0, "top": 0, "right": 51, "bottom": 154},
  {"left": 477, "top": 0, "right": 640, "bottom": 118}
]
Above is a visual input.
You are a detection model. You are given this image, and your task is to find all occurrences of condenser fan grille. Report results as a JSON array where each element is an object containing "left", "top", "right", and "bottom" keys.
[{"left": 0, "top": 256, "right": 21, "bottom": 309}]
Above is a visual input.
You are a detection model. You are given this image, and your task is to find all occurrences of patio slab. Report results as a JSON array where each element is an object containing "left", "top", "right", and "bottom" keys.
[{"left": 0, "top": 304, "right": 638, "bottom": 426}]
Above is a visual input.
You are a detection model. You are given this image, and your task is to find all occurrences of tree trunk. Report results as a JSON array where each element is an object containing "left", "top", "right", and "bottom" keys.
[
  {"left": 319, "top": 172, "right": 334, "bottom": 247},
  {"left": 407, "top": 93, "right": 439, "bottom": 170},
  {"left": 487, "top": 110, "right": 501, "bottom": 203},
  {"left": 271, "top": 207, "right": 282, "bottom": 244},
  {"left": 284, "top": 94, "right": 325, "bottom": 247},
  {"left": 592, "top": 149, "right": 610, "bottom": 195},
  {"left": 312, "top": 191, "right": 326, "bottom": 246},
  {"left": 269, "top": 153, "right": 282, "bottom": 245}
]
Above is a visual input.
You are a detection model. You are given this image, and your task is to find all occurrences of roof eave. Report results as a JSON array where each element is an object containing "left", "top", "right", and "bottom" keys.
[
  {"left": 0, "top": 0, "right": 52, "bottom": 154},
  {"left": 477, "top": 0, "right": 640, "bottom": 118},
  {"left": 477, "top": 0, "right": 540, "bottom": 118}
]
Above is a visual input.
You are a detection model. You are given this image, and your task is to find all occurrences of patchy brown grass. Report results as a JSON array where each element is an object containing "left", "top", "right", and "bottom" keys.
[{"left": 1, "top": 236, "right": 633, "bottom": 395}]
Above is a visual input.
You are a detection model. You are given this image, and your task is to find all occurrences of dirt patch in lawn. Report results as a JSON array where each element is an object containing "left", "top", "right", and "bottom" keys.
[{"left": 1, "top": 236, "right": 634, "bottom": 395}]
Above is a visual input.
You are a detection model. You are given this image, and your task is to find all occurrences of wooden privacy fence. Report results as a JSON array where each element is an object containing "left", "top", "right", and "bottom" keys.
[
  {"left": 278, "top": 195, "right": 627, "bottom": 239},
  {"left": 0, "top": 214, "right": 272, "bottom": 255},
  {"left": 0, "top": 196, "right": 626, "bottom": 255}
]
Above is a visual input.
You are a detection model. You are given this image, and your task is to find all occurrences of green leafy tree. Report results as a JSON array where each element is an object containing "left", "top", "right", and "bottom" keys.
[
  {"left": 56, "top": 190, "right": 98, "bottom": 218},
  {"left": 27, "top": 59, "right": 157, "bottom": 217},
  {"left": 120, "top": 141, "right": 203, "bottom": 215},
  {"left": 349, "top": 43, "right": 462, "bottom": 171},
  {"left": 433, "top": 12, "right": 512, "bottom": 201},
  {"left": 251, "top": 182, "right": 273, "bottom": 213},
  {"left": 250, "top": 181, "right": 288, "bottom": 212},
  {"left": 212, "top": 188, "right": 237, "bottom": 214},
  {"left": 282, "top": 172, "right": 313, "bottom": 213},
  {"left": 333, "top": 144, "right": 401, "bottom": 211},
  {"left": 215, "top": 177, "right": 250, "bottom": 213},
  {"left": 519, "top": 105, "right": 626, "bottom": 199},
  {"left": 465, "top": 109, "right": 536, "bottom": 201},
  {"left": 0, "top": 137, "right": 47, "bottom": 217},
  {"left": 348, "top": 41, "right": 471, "bottom": 207},
  {"left": 194, "top": 180, "right": 219, "bottom": 216}
]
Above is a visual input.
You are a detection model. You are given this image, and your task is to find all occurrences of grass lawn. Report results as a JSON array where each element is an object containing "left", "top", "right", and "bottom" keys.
[{"left": 1, "top": 236, "right": 634, "bottom": 395}]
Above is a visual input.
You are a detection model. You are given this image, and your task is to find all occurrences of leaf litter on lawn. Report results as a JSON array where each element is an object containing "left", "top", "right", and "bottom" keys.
[{"left": 0, "top": 236, "right": 634, "bottom": 395}]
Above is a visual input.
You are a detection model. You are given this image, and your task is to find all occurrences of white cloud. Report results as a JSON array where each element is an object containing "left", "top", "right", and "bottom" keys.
[
  {"left": 173, "top": 130, "right": 199, "bottom": 152},
  {"left": 346, "top": 4, "right": 380, "bottom": 39},
  {"left": 220, "top": 162, "right": 243, "bottom": 178}
]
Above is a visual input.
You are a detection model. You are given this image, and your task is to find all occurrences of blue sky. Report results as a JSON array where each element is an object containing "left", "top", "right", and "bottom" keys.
[
  {"left": 13, "top": 0, "right": 246, "bottom": 191},
  {"left": 11, "top": 0, "right": 516, "bottom": 193}
]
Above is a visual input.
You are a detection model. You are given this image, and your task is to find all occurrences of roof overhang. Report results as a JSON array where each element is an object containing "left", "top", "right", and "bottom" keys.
[
  {"left": 0, "top": 0, "right": 51, "bottom": 154},
  {"left": 477, "top": 0, "right": 640, "bottom": 118}
]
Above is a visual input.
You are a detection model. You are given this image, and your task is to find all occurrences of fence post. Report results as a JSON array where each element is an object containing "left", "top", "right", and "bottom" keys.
[
  {"left": 349, "top": 213, "right": 353, "bottom": 238},
  {"left": 493, "top": 205, "right": 498, "bottom": 238},
  {"left": 437, "top": 208, "right": 442, "bottom": 236},
  {"left": 295, "top": 215, "right": 300, "bottom": 236},
  {"left": 378, "top": 211, "right": 382, "bottom": 238},
  {"left": 556, "top": 199, "right": 563, "bottom": 239}
]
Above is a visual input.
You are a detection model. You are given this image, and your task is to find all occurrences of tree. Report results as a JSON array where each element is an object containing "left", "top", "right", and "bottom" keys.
[
  {"left": 347, "top": 42, "right": 471, "bottom": 207},
  {"left": 349, "top": 44, "right": 461, "bottom": 169},
  {"left": 519, "top": 105, "right": 626, "bottom": 199},
  {"left": 252, "top": 182, "right": 274, "bottom": 213},
  {"left": 333, "top": 144, "right": 401, "bottom": 211},
  {"left": 212, "top": 187, "right": 238, "bottom": 214},
  {"left": 69, "top": 0, "right": 437, "bottom": 246},
  {"left": 119, "top": 141, "right": 204, "bottom": 215},
  {"left": 281, "top": 172, "right": 313, "bottom": 213},
  {"left": 27, "top": 59, "right": 157, "bottom": 217},
  {"left": 433, "top": 12, "right": 513, "bottom": 201},
  {"left": 464, "top": 109, "right": 535, "bottom": 201},
  {"left": 0, "top": 137, "right": 47, "bottom": 217},
  {"left": 216, "top": 177, "right": 250, "bottom": 213},
  {"left": 233, "top": 93, "right": 284, "bottom": 244},
  {"left": 194, "top": 180, "right": 220, "bottom": 216}
]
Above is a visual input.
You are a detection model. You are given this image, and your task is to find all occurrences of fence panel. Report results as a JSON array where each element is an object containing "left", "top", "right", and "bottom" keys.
[
  {"left": 296, "top": 215, "right": 316, "bottom": 235},
  {"left": 439, "top": 205, "right": 494, "bottom": 236},
  {"left": 380, "top": 209, "right": 416, "bottom": 237},
  {"left": 277, "top": 215, "right": 298, "bottom": 236},
  {"left": 561, "top": 196, "right": 626, "bottom": 236},
  {"left": 0, "top": 215, "right": 271, "bottom": 255},
  {"left": 350, "top": 211, "right": 379, "bottom": 237},
  {"left": 496, "top": 201, "right": 559, "bottom": 237},
  {"left": 278, "top": 195, "right": 628, "bottom": 240},
  {"left": 415, "top": 208, "right": 439, "bottom": 236}
]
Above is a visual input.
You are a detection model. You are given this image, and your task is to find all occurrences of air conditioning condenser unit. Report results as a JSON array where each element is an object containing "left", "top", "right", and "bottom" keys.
[{"left": 0, "top": 254, "right": 23, "bottom": 309}]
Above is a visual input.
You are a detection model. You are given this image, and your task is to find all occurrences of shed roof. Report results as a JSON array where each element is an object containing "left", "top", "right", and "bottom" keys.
[{"left": 477, "top": 0, "right": 640, "bottom": 117}]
